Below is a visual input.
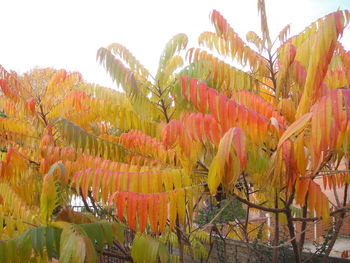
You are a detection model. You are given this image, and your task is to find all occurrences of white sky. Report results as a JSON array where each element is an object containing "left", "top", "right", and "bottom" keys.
[{"left": 1, "top": 0, "right": 349, "bottom": 89}]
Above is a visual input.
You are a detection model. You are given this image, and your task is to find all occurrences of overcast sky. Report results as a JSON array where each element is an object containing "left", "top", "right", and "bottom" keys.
[{"left": 1, "top": 0, "right": 349, "bottom": 89}]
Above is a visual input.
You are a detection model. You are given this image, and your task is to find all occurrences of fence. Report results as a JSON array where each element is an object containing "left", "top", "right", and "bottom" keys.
[{"left": 70, "top": 206, "right": 350, "bottom": 262}]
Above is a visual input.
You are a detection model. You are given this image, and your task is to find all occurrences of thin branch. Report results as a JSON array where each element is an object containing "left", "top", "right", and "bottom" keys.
[
  {"left": 232, "top": 192, "right": 286, "bottom": 213},
  {"left": 80, "top": 188, "right": 93, "bottom": 214},
  {"left": 98, "top": 248, "right": 132, "bottom": 261},
  {"left": 2, "top": 214, "right": 38, "bottom": 228},
  {"left": 197, "top": 160, "right": 209, "bottom": 171},
  {"left": 88, "top": 191, "right": 102, "bottom": 217}
]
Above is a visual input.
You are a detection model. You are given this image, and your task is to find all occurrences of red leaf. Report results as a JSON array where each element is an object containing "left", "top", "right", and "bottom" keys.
[
  {"left": 137, "top": 194, "right": 148, "bottom": 233},
  {"left": 227, "top": 99, "right": 237, "bottom": 127},
  {"left": 232, "top": 128, "right": 246, "bottom": 169},
  {"left": 190, "top": 78, "right": 199, "bottom": 109},
  {"left": 218, "top": 93, "right": 228, "bottom": 130},
  {"left": 208, "top": 88, "right": 219, "bottom": 121},
  {"left": 117, "top": 191, "right": 127, "bottom": 221},
  {"left": 287, "top": 44, "right": 296, "bottom": 65},
  {"left": 127, "top": 192, "right": 137, "bottom": 231},
  {"left": 199, "top": 83, "right": 208, "bottom": 112},
  {"left": 148, "top": 194, "right": 159, "bottom": 234},
  {"left": 27, "top": 97, "right": 36, "bottom": 114}
]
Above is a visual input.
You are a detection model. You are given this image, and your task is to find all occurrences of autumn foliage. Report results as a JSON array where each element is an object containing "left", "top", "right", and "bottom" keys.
[{"left": 0, "top": 1, "right": 350, "bottom": 262}]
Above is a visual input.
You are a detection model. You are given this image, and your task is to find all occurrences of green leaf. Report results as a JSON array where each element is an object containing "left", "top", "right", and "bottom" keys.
[
  {"left": 16, "top": 230, "right": 32, "bottom": 262},
  {"left": 131, "top": 235, "right": 148, "bottom": 263},
  {"left": 131, "top": 235, "right": 160, "bottom": 263},
  {"left": 45, "top": 226, "right": 54, "bottom": 259},
  {"left": 53, "top": 226, "right": 61, "bottom": 253},
  {"left": 59, "top": 118, "right": 128, "bottom": 161},
  {"left": 100, "top": 222, "right": 113, "bottom": 246},
  {"left": 81, "top": 223, "right": 104, "bottom": 250},
  {"left": 0, "top": 242, "right": 5, "bottom": 263},
  {"left": 32, "top": 227, "right": 44, "bottom": 257},
  {"left": 4, "top": 239, "right": 16, "bottom": 263},
  {"left": 59, "top": 223, "right": 97, "bottom": 263},
  {"left": 158, "top": 243, "right": 169, "bottom": 263},
  {"left": 112, "top": 222, "right": 125, "bottom": 243},
  {"left": 47, "top": 162, "right": 66, "bottom": 177},
  {"left": 80, "top": 221, "right": 120, "bottom": 250}
]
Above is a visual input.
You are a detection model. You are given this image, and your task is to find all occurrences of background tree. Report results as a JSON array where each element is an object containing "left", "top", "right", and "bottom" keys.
[
  {"left": 0, "top": 34, "right": 209, "bottom": 263},
  {"left": 170, "top": 1, "right": 350, "bottom": 262}
]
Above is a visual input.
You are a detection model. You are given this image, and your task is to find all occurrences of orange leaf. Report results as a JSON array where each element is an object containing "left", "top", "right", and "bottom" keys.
[
  {"left": 27, "top": 97, "right": 36, "bottom": 114},
  {"left": 169, "top": 191, "right": 177, "bottom": 230},
  {"left": 296, "top": 178, "right": 310, "bottom": 206},
  {"left": 158, "top": 193, "right": 168, "bottom": 233},
  {"left": 308, "top": 181, "right": 316, "bottom": 213},
  {"left": 278, "top": 113, "right": 312, "bottom": 148},
  {"left": 176, "top": 189, "right": 186, "bottom": 225}
]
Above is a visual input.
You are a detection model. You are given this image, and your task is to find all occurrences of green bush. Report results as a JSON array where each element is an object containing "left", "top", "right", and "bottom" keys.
[{"left": 194, "top": 199, "right": 246, "bottom": 226}]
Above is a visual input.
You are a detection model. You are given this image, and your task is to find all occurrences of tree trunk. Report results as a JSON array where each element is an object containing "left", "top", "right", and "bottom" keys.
[
  {"left": 176, "top": 219, "right": 185, "bottom": 263},
  {"left": 285, "top": 207, "right": 301, "bottom": 263},
  {"left": 271, "top": 194, "right": 279, "bottom": 263},
  {"left": 298, "top": 197, "right": 308, "bottom": 256}
]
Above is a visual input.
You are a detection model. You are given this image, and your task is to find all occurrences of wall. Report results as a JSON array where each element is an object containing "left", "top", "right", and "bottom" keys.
[{"left": 186, "top": 238, "right": 350, "bottom": 263}]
